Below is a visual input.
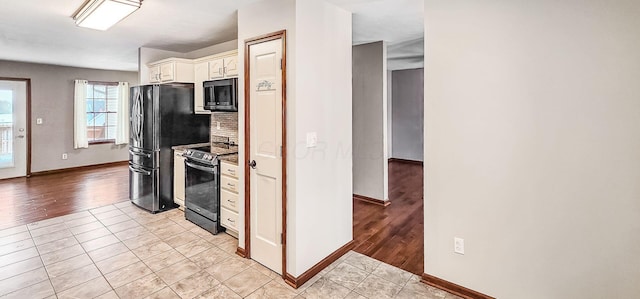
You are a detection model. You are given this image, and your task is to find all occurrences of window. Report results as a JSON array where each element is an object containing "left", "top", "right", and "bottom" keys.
[{"left": 85, "top": 82, "right": 118, "bottom": 144}]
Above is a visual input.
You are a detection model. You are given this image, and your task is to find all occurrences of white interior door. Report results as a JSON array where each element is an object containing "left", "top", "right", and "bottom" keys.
[
  {"left": 249, "top": 38, "right": 283, "bottom": 274},
  {"left": 0, "top": 80, "right": 27, "bottom": 179}
]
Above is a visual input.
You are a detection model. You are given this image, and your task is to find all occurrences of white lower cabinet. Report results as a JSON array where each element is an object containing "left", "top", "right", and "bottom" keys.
[
  {"left": 221, "top": 207, "right": 239, "bottom": 232},
  {"left": 220, "top": 161, "right": 239, "bottom": 238},
  {"left": 173, "top": 149, "right": 186, "bottom": 210}
]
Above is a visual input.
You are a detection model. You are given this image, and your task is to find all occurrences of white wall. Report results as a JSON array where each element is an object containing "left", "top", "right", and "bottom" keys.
[
  {"left": 391, "top": 68, "right": 423, "bottom": 161},
  {"left": 352, "top": 42, "right": 388, "bottom": 201},
  {"left": 293, "top": 0, "right": 353, "bottom": 276},
  {"left": 424, "top": 0, "right": 640, "bottom": 298},
  {"left": 184, "top": 40, "right": 238, "bottom": 59},
  {"left": 238, "top": 0, "right": 353, "bottom": 277},
  {"left": 237, "top": 0, "right": 297, "bottom": 272},
  {"left": 0, "top": 60, "right": 137, "bottom": 172}
]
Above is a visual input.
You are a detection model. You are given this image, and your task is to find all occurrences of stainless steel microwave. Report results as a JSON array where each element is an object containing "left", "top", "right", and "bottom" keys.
[{"left": 203, "top": 78, "right": 238, "bottom": 112}]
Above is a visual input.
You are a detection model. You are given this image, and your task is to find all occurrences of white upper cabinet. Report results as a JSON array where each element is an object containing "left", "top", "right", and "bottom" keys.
[
  {"left": 202, "top": 50, "right": 239, "bottom": 80},
  {"left": 147, "top": 58, "right": 194, "bottom": 84},
  {"left": 224, "top": 55, "right": 239, "bottom": 77},
  {"left": 194, "top": 61, "right": 210, "bottom": 114},
  {"left": 148, "top": 65, "right": 161, "bottom": 83},
  {"left": 208, "top": 58, "right": 225, "bottom": 80}
]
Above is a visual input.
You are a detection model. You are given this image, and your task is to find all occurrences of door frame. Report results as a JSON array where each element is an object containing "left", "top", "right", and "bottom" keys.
[
  {"left": 0, "top": 77, "right": 32, "bottom": 177},
  {"left": 242, "top": 30, "right": 287, "bottom": 277}
]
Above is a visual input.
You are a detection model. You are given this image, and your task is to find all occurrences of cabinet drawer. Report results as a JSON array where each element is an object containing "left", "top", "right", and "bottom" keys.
[
  {"left": 221, "top": 207, "right": 238, "bottom": 231},
  {"left": 221, "top": 175, "right": 238, "bottom": 193},
  {"left": 220, "top": 188, "right": 238, "bottom": 212},
  {"left": 220, "top": 162, "right": 238, "bottom": 178}
]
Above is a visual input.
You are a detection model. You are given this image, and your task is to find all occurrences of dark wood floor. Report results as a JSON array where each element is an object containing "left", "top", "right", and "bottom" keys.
[
  {"left": 0, "top": 163, "right": 129, "bottom": 230},
  {"left": 353, "top": 161, "right": 424, "bottom": 275}
]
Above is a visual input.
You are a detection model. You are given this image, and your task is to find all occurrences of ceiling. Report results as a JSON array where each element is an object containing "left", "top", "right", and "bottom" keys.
[{"left": 0, "top": 0, "right": 423, "bottom": 72}]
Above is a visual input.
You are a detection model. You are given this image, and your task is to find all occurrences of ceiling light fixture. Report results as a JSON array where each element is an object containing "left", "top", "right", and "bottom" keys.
[{"left": 73, "top": 0, "right": 142, "bottom": 31}]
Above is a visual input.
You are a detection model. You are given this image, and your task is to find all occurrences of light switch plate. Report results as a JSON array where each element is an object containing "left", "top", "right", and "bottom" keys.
[
  {"left": 454, "top": 237, "right": 465, "bottom": 255},
  {"left": 306, "top": 132, "right": 317, "bottom": 148},
  {"left": 36, "top": 118, "right": 43, "bottom": 125}
]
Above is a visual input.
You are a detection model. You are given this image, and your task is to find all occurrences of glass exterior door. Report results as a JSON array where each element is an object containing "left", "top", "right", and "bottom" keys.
[{"left": 0, "top": 80, "right": 27, "bottom": 179}]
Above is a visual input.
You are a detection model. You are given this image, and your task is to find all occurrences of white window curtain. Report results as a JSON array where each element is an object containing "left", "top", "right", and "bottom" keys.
[
  {"left": 115, "top": 82, "right": 129, "bottom": 145},
  {"left": 73, "top": 79, "right": 89, "bottom": 149}
]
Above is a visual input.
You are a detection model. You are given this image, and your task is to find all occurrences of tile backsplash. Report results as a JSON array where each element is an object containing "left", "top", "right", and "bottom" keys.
[{"left": 211, "top": 112, "right": 238, "bottom": 145}]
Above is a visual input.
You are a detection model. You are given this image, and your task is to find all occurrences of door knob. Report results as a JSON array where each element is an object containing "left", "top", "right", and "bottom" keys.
[{"left": 248, "top": 160, "right": 257, "bottom": 169}]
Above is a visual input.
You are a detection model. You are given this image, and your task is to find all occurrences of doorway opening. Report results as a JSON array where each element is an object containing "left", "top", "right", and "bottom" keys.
[{"left": 350, "top": 3, "right": 425, "bottom": 276}]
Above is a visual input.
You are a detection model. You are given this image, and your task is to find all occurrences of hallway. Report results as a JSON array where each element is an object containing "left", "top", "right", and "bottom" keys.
[{"left": 353, "top": 161, "right": 423, "bottom": 275}]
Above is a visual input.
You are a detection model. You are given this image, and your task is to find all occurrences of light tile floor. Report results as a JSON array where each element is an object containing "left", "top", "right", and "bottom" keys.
[{"left": 0, "top": 201, "right": 459, "bottom": 299}]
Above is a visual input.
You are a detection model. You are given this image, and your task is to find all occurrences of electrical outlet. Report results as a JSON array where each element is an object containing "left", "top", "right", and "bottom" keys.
[
  {"left": 62, "top": 153, "right": 68, "bottom": 160},
  {"left": 454, "top": 237, "right": 465, "bottom": 255},
  {"left": 36, "top": 118, "right": 43, "bottom": 125},
  {"left": 216, "top": 122, "right": 221, "bottom": 130}
]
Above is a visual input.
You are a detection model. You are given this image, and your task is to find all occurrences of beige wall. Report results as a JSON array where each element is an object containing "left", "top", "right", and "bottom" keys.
[
  {"left": 352, "top": 41, "right": 389, "bottom": 201},
  {"left": 0, "top": 60, "right": 138, "bottom": 172},
  {"left": 423, "top": 0, "right": 640, "bottom": 297}
]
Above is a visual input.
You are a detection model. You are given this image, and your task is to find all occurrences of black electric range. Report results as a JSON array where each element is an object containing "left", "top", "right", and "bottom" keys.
[{"left": 182, "top": 144, "right": 237, "bottom": 234}]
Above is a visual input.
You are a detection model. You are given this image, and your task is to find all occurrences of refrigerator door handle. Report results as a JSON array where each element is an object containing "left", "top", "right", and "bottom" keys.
[
  {"left": 131, "top": 91, "right": 143, "bottom": 143},
  {"left": 129, "top": 149, "right": 151, "bottom": 158},
  {"left": 129, "top": 165, "right": 151, "bottom": 176}
]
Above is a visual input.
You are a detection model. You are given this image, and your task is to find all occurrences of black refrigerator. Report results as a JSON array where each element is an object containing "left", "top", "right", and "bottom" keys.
[{"left": 129, "top": 83, "right": 210, "bottom": 213}]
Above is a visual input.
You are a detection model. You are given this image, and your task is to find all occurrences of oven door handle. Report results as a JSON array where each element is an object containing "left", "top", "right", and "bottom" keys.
[{"left": 185, "top": 161, "right": 217, "bottom": 173}]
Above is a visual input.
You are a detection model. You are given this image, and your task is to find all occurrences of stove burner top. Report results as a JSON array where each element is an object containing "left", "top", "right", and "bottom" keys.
[
  {"left": 183, "top": 147, "right": 217, "bottom": 165},
  {"left": 183, "top": 144, "right": 238, "bottom": 165}
]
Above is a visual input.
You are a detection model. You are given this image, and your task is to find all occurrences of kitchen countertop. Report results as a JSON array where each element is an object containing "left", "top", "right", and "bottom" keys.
[{"left": 171, "top": 143, "right": 209, "bottom": 151}]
